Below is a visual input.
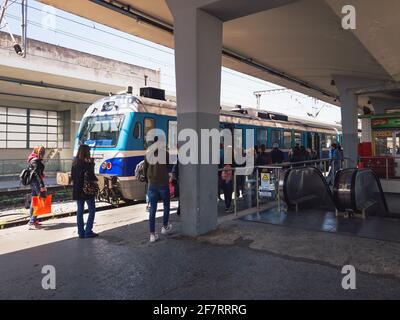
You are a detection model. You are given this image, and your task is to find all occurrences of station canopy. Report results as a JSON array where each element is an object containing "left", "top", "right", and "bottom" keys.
[{"left": 38, "top": 0, "right": 400, "bottom": 108}]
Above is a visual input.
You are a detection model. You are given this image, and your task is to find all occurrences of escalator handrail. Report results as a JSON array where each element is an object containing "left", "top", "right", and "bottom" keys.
[
  {"left": 334, "top": 168, "right": 389, "bottom": 213},
  {"left": 361, "top": 168, "right": 389, "bottom": 213},
  {"left": 282, "top": 166, "right": 334, "bottom": 207},
  {"left": 333, "top": 168, "right": 358, "bottom": 212}
]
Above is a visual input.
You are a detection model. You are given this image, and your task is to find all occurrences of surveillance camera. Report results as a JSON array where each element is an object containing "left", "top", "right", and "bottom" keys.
[{"left": 13, "top": 43, "right": 23, "bottom": 56}]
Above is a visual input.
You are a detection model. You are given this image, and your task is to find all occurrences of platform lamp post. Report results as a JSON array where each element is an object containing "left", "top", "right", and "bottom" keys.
[
  {"left": 0, "top": 0, "right": 9, "bottom": 27},
  {"left": 0, "top": 0, "right": 27, "bottom": 57}
]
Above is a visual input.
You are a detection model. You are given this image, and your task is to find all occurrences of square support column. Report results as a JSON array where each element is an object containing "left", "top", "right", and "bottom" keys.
[
  {"left": 333, "top": 75, "right": 388, "bottom": 169},
  {"left": 168, "top": 3, "right": 223, "bottom": 236},
  {"left": 339, "top": 91, "right": 359, "bottom": 168}
]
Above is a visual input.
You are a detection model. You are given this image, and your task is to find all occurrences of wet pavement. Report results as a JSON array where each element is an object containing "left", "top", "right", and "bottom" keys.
[{"left": 1, "top": 203, "right": 400, "bottom": 299}]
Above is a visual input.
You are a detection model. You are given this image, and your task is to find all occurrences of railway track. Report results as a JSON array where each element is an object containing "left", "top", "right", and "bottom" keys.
[
  {"left": 0, "top": 185, "right": 73, "bottom": 213},
  {"left": 0, "top": 199, "right": 144, "bottom": 229}
]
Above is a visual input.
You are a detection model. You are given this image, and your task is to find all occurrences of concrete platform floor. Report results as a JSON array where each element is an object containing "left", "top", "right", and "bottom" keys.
[
  {"left": 242, "top": 207, "right": 400, "bottom": 243},
  {"left": 1, "top": 202, "right": 400, "bottom": 299}
]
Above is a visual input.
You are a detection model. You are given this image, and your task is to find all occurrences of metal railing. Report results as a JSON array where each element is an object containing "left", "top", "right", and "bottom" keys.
[
  {"left": 0, "top": 158, "right": 73, "bottom": 176},
  {"left": 358, "top": 156, "right": 399, "bottom": 180},
  {"left": 219, "top": 158, "right": 334, "bottom": 215}
]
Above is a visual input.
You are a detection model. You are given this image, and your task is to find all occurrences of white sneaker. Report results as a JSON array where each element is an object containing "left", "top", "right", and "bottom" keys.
[
  {"left": 150, "top": 233, "right": 159, "bottom": 243},
  {"left": 28, "top": 223, "right": 41, "bottom": 230},
  {"left": 161, "top": 224, "right": 173, "bottom": 235}
]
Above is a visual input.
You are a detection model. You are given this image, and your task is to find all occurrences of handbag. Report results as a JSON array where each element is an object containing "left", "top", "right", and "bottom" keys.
[
  {"left": 32, "top": 195, "right": 52, "bottom": 216},
  {"left": 83, "top": 170, "right": 99, "bottom": 196}
]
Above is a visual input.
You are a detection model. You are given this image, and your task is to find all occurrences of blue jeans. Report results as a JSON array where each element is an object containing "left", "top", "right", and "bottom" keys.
[
  {"left": 29, "top": 182, "right": 40, "bottom": 224},
  {"left": 76, "top": 198, "right": 96, "bottom": 237},
  {"left": 147, "top": 185, "right": 170, "bottom": 234}
]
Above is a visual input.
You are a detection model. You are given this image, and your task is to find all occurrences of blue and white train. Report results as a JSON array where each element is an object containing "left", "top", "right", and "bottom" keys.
[{"left": 74, "top": 88, "right": 341, "bottom": 201}]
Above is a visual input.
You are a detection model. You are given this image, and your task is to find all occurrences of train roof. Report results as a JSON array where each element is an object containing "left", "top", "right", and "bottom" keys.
[{"left": 84, "top": 93, "right": 341, "bottom": 135}]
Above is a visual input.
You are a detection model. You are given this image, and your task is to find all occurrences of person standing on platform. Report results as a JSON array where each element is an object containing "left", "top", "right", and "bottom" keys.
[
  {"left": 71, "top": 144, "right": 99, "bottom": 239},
  {"left": 144, "top": 138, "right": 172, "bottom": 243},
  {"left": 257, "top": 144, "right": 270, "bottom": 166},
  {"left": 270, "top": 143, "right": 284, "bottom": 164},
  {"left": 171, "top": 162, "right": 180, "bottom": 217},
  {"left": 27, "top": 146, "right": 46, "bottom": 230}
]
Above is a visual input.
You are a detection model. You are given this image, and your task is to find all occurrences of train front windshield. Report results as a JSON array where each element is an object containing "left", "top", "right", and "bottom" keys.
[{"left": 78, "top": 114, "right": 125, "bottom": 148}]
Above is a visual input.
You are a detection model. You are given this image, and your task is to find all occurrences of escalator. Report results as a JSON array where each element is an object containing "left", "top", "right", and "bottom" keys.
[
  {"left": 280, "top": 167, "right": 388, "bottom": 216},
  {"left": 333, "top": 168, "right": 388, "bottom": 216},
  {"left": 280, "top": 166, "right": 335, "bottom": 212}
]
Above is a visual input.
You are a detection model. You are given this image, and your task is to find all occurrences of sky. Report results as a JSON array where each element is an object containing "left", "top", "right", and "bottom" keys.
[{"left": 2, "top": 0, "right": 341, "bottom": 124}]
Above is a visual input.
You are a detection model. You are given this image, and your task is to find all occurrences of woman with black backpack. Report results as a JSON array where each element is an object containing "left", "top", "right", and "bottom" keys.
[
  {"left": 71, "top": 145, "right": 99, "bottom": 239},
  {"left": 27, "top": 146, "right": 47, "bottom": 230}
]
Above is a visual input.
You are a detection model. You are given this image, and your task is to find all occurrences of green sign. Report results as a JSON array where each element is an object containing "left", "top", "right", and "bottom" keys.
[{"left": 371, "top": 117, "right": 400, "bottom": 129}]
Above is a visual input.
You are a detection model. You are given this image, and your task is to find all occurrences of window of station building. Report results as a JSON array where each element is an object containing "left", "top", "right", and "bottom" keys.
[
  {"left": 271, "top": 130, "right": 282, "bottom": 148},
  {"left": 257, "top": 128, "right": 268, "bottom": 147},
  {"left": 168, "top": 120, "right": 178, "bottom": 152},
  {"left": 0, "top": 106, "right": 69, "bottom": 149},
  {"left": 283, "top": 131, "right": 292, "bottom": 149},
  {"left": 133, "top": 122, "right": 142, "bottom": 139}
]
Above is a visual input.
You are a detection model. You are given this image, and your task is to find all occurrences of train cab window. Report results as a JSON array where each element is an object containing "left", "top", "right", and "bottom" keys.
[
  {"left": 283, "top": 131, "right": 292, "bottom": 149},
  {"left": 257, "top": 128, "right": 268, "bottom": 147},
  {"left": 133, "top": 122, "right": 142, "bottom": 139},
  {"left": 271, "top": 130, "right": 282, "bottom": 148},
  {"left": 168, "top": 120, "right": 178, "bottom": 151}
]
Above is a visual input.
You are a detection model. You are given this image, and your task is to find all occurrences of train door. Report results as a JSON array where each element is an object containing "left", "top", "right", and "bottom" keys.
[{"left": 307, "top": 132, "right": 321, "bottom": 154}]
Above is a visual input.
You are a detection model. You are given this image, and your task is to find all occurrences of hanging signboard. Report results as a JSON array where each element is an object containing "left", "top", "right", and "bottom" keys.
[{"left": 371, "top": 117, "right": 400, "bottom": 129}]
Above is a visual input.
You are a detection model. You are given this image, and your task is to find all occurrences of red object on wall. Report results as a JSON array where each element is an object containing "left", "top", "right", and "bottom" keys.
[
  {"left": 359, "top": 156, "right": 395, "bottom": 179},
  {"left": 358, "top": 142, "right": 372, "bottom": 157}
]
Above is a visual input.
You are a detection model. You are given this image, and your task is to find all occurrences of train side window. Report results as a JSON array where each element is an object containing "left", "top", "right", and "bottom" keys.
[
  {"left": 234, "top": 128, "right": 243, "bottom": 150},
  {"left": 168, "top": 120, "right": 178, "bottom": 151},
  {"left": 271, "top": 130, "right": 282, "bottom": 148},
  {"left": 283, "top": 131, "right": 292, "bottom": 149},
  {"left": 294, "top": 131, "right": 302, "bottom": 146},
  {"left": 257, "top": 128, "right": 268, "bottom": 147},
  {"left": 133, "top": 121, "right": 142, "bottom": 139},
  {"left": 144, "top": 118, "right": 155, "bottom": 148},
  {"left": 326, "top": 135, "right": 333, "bottom": 148}
]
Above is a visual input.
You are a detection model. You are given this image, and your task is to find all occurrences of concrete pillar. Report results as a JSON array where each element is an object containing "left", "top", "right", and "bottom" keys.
[
  {"left": 338, "top": 91, "right": 359, "bottom": 168},
  {"left": 167, "top": 1, "right": 222, "bottom": 236},
  {"left": 333, "top": 75, "right": 389, "bottom": 168}
]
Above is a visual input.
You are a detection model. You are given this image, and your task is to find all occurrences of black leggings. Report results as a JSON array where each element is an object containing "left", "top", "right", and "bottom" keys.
[{"left": 221, "top": 180, "right": 233, "bottom": 209}]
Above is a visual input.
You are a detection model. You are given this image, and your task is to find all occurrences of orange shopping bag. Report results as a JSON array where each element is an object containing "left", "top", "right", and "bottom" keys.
[{"left": 32, "top": 195, "right": 52, "bottom": 216}]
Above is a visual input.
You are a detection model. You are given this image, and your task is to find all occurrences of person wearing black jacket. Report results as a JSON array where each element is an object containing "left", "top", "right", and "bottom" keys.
[
  {"left": 270, "top": 143, "right": 284, "bottom": 164},
  {"left": 71, "top": 144, "right": 98, "bottom": 239},
  {"left": 27, "top": 146, "right": 46, "bottom": 230}
]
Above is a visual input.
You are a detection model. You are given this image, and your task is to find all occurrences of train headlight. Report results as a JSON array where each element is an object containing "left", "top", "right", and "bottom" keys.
[{"left": 101, "top": 162, "right": 107, "bottom": 170}]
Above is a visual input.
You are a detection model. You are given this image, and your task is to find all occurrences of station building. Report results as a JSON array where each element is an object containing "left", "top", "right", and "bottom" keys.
[{"left": 0, "top": 31, "right": 160, "bottom": 160}]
